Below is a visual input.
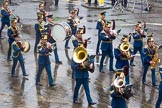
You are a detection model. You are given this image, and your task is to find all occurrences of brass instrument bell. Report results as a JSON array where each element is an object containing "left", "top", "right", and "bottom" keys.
[{"left": 73, "top": 46, "right": 87, "bottom": 63}]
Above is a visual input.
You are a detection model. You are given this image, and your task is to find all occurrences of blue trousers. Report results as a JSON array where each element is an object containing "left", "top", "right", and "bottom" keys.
[
  {"left": 34, "top": 38, "right": 41, "bottom": 53},
  {"left": 96, "top": 38, "right": 101, "bottom": 54},
  {"left": 65, "top": 36, "right": 72, "bottom": 48},
  {"left": 73, "top": 78, "right": 93, "bottom": 104},
  {"left": 36, "top": 64, "right": 54, "bottom": 85},
  {"left": 131, "top": 47, "right": 144, "bottom": 65},
  {"left": 0, "top": 22, "right": 10, "bottom": 38},
  {"left": 11, "top": 57, "right": 26, "bottom": 76},
  {"left": 142, "top": 65, "right": 156, "bottom": 85},
  {"left": 7, "top": 42, "right": 13, "bottom": 60},
  {"left": 54, "top": 47, "right": 60, "bottom": 62},
  {"left": 99, "top": 50, "right": 114, "bottom": 72},
  {"left": 155, "top": 91, "right": 162, "bottom": 108}
]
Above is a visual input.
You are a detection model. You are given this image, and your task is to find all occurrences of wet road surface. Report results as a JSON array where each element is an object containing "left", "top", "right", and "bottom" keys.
[{"left": 0, "top": 0, "right": 162, "bottom": 108}]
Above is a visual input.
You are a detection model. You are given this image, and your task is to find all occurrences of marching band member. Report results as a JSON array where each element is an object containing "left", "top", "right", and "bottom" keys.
[
  {"left": 71, "top": 53, "right": 96, "bottom": 106},
  {"left": 37, "top": 1, "right": 48, "bottom": 22},
  {"left": 114, "top": 35, "right": 133, "bottom": 84},
  {"left": 11, "top": 34, "right": 28, "bottom": 77},
  {"left": 142, "top": 36, "right": 159, "bottom": 86},
  {"left": 7, "top": 18, "right": 20, "bottom": 61},
  {"left": 36, "top": 35, "right": 55, "bottom": 87},
  {"left": 99, "top": 22, "right": 116, "bottom": 73},
  {"left": 65, "top": 9, "right": 78, "bottom": 49},
  {"left": 72, "top": 26, "right": 87, "bottom": 49},
  {"left": 34, "top": 16, "right": 47, "bottom": 53},
  {"left": 96, "top": 11, "right": 106, "bottom": 55},
  {"left": 0, "top": 0, "right": 11, "bottom": 39},
  {"left": 109, "top": 71, "right": 132, "bottom": 108},
  {"left": 46, "top": 14, "right": 62, "bottom": 64},
  {"left": 155, "top": 66, "right": 162, "bottom": 108},
  {"left": 71, "top": 26, "right": 87, "bottom": 79},
  {"left": 130, "top": 22, "right": 146, "bottom": 66}
]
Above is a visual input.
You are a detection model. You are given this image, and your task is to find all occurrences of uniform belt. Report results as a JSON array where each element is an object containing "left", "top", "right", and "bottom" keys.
[
  {"left": 134, "top": 39, "right": 143, "bottom": 41},
  {"left": 39, "top": 54, "right": 49, "bottom": 56},
  {"left": 102, "top": 41, "right": 112, "bottom": 43},
  {"left": 120, "top": 58, "right": 128, "bottom": 60}
]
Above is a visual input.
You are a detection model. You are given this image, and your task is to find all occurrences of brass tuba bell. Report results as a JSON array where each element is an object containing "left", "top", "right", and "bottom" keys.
[
  {"left": 73, "top": 46, "right": 87, "bottom": 63},
  {"left": 120, "top": 42, "right": 130, "bottom": 52},
  {"left": 114, "top": 77, "right": 125, "bottom": 88}
]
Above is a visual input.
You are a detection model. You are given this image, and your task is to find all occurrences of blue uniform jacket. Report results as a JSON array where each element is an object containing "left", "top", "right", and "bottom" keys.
[
  {"left": 72, "top": 38, "right": 83, "bottom": 48},
  {"left": 114, "top": 47, "right": 130, "bottom": 68},
  {"left": 100, "top": 31, "right": 116, "bottom": 51},
  {"left": 71, "top": 59, "right": 89, "bottom": 79},
  {"left": 35, "top": 23, "right": 42, "bottom": 41},
  {"left": 132, "top": 32, "right": 146, "bottom": 48},
  {"left": 96, "top": 19, "right": 106, "bottom": 36},
  {"left": 67, "top": 17, "right": 77, "bottom": 35},
  {"left": 159, "top": 81, "right": 162, "bottom": 92},
  {"left": 37, "top": 43, "right": 52, "bottom": 64},
  {"left": 12, "top": 41, "right": 24, "bottom": 60},
  {"left": 7, "top": 26, "right": 18, "bottom": 44},
  {"left": 1, "top": 8, "right": 10, "bottom": 23},
  {"left": 109, "top": 85, "right": 126, "bottom": 108},
  {"left": 143, "top": 46, "right": 156, "bottom": 66}
]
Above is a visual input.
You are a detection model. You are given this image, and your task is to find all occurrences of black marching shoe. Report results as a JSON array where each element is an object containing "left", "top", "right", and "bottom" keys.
[
  {"left": 100, "top": 70, "right": 105, "bottom": 73},
  {"left": 130, "top": 63, "right": 135, "bottom": 66},
  {"left": 65, "top": 47, "right": 70, "bottom": 49},
  {"left": 152, "top": 84, "right": 158, "bottom": 87},
  {"left": 142, "top": 82, "right": 147, "bottom": 85},
  {"left": 0, "top": 36, "right": 4, "bottom": 39},
  {"left": 56, "top": 61, "right": 62, "bottom": 64},
  {"left": 109, "top": 69, "right": 115, "bottom": 72},
  {"left": 73, "top": 100, "right": 81, "bottom": 104},
  {"left": 23, "top": 74, "right": 29, "bottom": 76},
  {"left": 7, "top": 58, "right": 12, "bottom": 61},
  {"left": 36, "top": 82, "right": 43, "bottom": 86},
  {"left": 89, "top": 102, "right": 96, "bottom": 106},
  {"left": 11, "top": 74, "right": 18, "bottom": 77},
  {"left": 49, "top": 84, "right": 56, "bottom": 87}
]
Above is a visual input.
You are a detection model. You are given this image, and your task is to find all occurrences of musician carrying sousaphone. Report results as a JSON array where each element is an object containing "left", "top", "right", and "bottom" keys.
[
  {"left": 109, "top": 70, "right": 133, "bottom": 108},
  {"left": 142, "top": 35, "right": 161, "bottom": 86},
  {"left": 71, "top": 25, "right": 96, "bottom": 105}
]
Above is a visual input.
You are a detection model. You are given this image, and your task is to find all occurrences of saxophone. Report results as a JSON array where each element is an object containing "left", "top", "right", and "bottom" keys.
[{"left": 150, "top": 45, "right": 161, "bottom": 69}]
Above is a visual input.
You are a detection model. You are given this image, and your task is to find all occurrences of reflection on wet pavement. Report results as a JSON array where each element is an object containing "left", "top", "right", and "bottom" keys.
[{"left": 0, "top": 0, "right": 162, "bottom": 108}]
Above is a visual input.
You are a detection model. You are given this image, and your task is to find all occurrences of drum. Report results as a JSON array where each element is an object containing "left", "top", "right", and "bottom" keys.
[
  {"left": 51, "top": 22, "right": 71, "bottom": 42},
  {"left": 22, "top": 41, "right": 30, "bottom": 53}
]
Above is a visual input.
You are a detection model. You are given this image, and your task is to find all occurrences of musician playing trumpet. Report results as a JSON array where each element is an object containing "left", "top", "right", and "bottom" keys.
[
  {"left": 114, "top": 35, "right": 134, "bottom": 84},
  {"left": 0, "top": 0, "right": 12, "bottom": 39},
  {"left": 142, "top": 35, "right": 160, "bottom": 86},
  {"left": 11, "top": 34, "right": 28, "bottom": 77},
  {"left": 130, "top": 22, "right": 147, "bottom": 66}
]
